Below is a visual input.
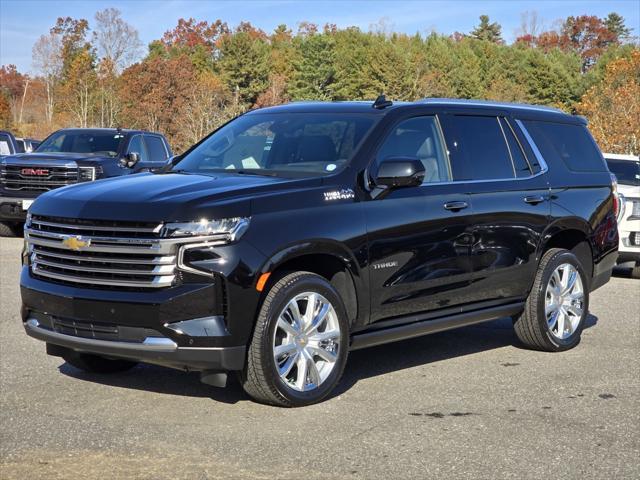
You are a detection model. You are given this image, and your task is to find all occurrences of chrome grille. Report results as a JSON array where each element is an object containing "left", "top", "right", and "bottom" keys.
[
  {"left": 0, "top": 164, "right": 79, "bottom": 192},
  {"left": 26, "top": 216, "right": 176, "bottom": 289}
]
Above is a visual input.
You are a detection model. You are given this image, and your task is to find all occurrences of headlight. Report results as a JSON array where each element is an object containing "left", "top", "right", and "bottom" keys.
[
  {"left": 162, "top": 217, "right": 249, "bottom": 241},
  {"left": 79, "top": 166, "right": 96, "bottom": 181}
]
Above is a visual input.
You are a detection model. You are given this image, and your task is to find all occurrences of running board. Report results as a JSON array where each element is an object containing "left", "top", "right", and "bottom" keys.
[{"left": 350, "top": 302, "right": 524, "bottom": 350}]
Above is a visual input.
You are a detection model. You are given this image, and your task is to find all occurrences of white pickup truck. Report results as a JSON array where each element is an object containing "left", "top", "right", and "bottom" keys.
[{"left": 604, "top": 153, "right": 640, "bottom": 278}]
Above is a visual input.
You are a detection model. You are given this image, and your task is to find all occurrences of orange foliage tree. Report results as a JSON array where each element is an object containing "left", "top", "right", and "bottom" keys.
[{"left": 578, "top": 50, "right": 640, "bottom": 154}]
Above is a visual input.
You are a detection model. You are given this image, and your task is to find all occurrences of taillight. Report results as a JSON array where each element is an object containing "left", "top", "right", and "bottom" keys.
[{"left": 610, "top": 173, "right": 620, "bottom": 218}]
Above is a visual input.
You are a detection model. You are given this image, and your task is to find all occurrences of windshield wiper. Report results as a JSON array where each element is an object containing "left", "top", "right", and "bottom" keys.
[{"left": 232, "top": 170, "right": 281, "bottom": 177}]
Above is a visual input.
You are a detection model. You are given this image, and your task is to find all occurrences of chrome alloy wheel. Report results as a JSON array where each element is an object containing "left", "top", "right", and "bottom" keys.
[
  {"left": 545, "top": 263, "right": 585, "bottom": 340},
  {"left": 273, "top": 292, "right": 341, "bottom": 392}
]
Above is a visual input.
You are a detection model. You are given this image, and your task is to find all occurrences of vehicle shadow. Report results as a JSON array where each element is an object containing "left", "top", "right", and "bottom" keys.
[
  {"left": 333, "top": 313, "right": 598, "bottom": 397},
  {"left": 59, "top": 314, "right": 598, "bottom": 405}
]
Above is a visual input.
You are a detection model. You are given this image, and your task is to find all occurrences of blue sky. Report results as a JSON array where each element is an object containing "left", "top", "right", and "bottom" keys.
[{"left": 1, "top": 0, "right": 639, "bottom": 73}]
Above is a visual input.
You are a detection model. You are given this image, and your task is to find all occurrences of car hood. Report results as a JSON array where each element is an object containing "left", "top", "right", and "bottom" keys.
[
  {"left": 1, "top": 152, "right": 114, "bottom": 165},
  {"left": 31, "top": 171, "right": 320, "bottom": 222}
]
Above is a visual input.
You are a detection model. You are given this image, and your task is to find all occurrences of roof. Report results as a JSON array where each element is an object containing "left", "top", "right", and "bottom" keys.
[
  {"left": 249, "top": 98, "right": 576, "bottom": 121},
  {"left": 603, "top": 153, "right": 640, "bottom": 162},
  {"left": 54, "top": 127, "right": 156, "bottom": 135}
]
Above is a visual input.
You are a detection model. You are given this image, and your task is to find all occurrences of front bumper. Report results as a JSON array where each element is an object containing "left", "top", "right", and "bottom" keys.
[
  {"left": 24, "top": 316, "right": 245, "bottom": 371},
  {"left": 0, "top": 195, "right": 33, "bottom": 221},
  {"left": 20, "top": 265, "right": 248, "bottom": 371}
]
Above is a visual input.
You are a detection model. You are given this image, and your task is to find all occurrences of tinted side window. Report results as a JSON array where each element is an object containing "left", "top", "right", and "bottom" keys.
[
  {"left": 522, "top": 121, "right": 606, "bottom": 172},
  {"left": 443, "top": 115, "right": 514, "bottom": 181},
  {"left": 500, "top": 118, "right": 531, "bottom": 178},
  {"left": 145, "top": 135, "right": 168, "bottom": 162},
  {"left": 376, "top": 116, "right": 451, "bottom": 184},
  {"left": 128, "top": 135, "right": 149, "bottom": 162}
]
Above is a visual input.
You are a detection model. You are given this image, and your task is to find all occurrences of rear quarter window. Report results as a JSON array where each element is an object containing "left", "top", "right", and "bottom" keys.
[{"left": 522, "top": 120, "right": 606, "bottom": 172}]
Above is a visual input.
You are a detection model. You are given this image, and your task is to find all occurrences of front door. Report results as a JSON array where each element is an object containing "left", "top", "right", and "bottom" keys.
[{"left": 365, "top": 114, "right": 477, "bottom": 323}]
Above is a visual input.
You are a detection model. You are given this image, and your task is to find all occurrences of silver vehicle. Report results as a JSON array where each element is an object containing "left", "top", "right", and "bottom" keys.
[{"left": 604, "top": 153, "right": 640, "bottom": 278}]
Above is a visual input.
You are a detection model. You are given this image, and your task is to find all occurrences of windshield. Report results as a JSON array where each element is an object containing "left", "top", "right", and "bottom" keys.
[
  {"left": 606, "top": 158, "right": 640, "bottom": 186},
  {"left": 36, "top": 131, "right": 124, "bottom": 157},
  {"left": 174, "top": 113, "right": 376, "bottom": 177}
]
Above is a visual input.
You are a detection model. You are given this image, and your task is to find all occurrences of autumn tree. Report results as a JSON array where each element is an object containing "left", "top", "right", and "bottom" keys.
[
  {"left": 93, "top": 8, "right": 142, "bottom": 72},
  {"left": 578, "top": 50, "right": 640, "bottom": 154},
  {"left": 0, "top": 65, "right": 29, "bottom": 124},
  {"left": 59, "top": 49, "right": 97, "bottom": 127},
  {"left": 0, "top": 94, "right": 12, "bottom": 129},
  {"left": 93, "top": 8, "right": 141, "bottom": 127},
  {"left": 51, "top": 17, "right": 93, "bottom": 78},
  {"left": 32, "top": 31, "right": 63, "bottom": 123},
  {"left": 119, "top": 55, "right": 196, "bottom": 150}
]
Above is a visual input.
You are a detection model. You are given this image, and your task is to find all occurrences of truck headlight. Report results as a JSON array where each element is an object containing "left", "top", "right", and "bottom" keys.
[
  {"left": 79, "top": 166, "right": 101, "bottom": 182},
  {"left": 162, "top": 217, "right": 249, "bottom": 241}
]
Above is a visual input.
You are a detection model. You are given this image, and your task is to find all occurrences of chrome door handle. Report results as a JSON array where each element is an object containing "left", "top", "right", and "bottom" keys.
[
  {"left": 524, "top": 195, "right": 545, "bottom": 205},
  {"left": 444, "top": 201, "right": 468, "bottom": 211}
]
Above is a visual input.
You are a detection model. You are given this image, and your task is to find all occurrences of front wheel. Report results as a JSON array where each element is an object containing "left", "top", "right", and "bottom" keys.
[
  {"left": 0, "top": 221, "right": 18, "bottom": 237},
  {"left": 514, "top": 248, "right": 589, "bottom": 352},
  {"left": 241, "top": 272, "right": 350, "bottom": 407}
]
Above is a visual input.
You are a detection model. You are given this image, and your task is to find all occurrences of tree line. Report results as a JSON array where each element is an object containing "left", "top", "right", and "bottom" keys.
[{"left": 0, "top": 9, "right": 638, "bottom": 154}]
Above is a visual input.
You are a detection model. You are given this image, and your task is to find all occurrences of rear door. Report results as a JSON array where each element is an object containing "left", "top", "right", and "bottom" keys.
[
  {"left": 438, "top": 113, "right": 550, "bottom": 304},
  {"left": 366, "top": 112, "right": 477, "bottom": 322}
]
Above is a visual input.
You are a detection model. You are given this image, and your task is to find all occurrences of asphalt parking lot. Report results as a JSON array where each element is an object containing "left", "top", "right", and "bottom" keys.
[{"left": 1, "top": 236, "right": 638, "bottom": 479}]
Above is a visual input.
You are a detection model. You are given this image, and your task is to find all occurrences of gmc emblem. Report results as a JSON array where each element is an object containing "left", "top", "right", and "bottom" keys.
[{"left": 21, "top": 168, "right": 49, "bottom": 176}]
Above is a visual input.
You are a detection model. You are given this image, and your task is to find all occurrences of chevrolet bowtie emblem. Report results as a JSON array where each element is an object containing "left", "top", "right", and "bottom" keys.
[{"left": 61, "top": 235, "right": 91, "bottom": 251}]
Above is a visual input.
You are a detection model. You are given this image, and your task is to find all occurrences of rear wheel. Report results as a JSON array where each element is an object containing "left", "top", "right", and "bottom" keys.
[
  {"left": 241, "top": 272, "right": 349, "bottom": 407},
  {"left": 514, "top": 248, "right": 588, "bottom": 352},
  {"left": 63, "top": 351, "right": 138, "bottom": 374}
]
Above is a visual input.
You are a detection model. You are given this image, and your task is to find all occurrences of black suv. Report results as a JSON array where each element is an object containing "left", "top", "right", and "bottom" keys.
[
  {"left": 20, "top": 99, "right": 619, "bottom": 407},
  {"left": 0, "top": 128, "right": 172, "bottom": 236}
]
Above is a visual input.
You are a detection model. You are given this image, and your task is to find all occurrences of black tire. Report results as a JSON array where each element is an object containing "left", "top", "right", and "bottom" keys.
[
  {"left": 631, "top": 263, "right": 640, "bottom": 280},
  {"left": 63, "top": 351, "right": 138, "bottom": 374},
  {"left": 513, "top": 248, "right": 589, "bottom": 352},
  {"left": 240, "top": 272, "right": 350, "bottom": 407},
  {"left": 0, "top": 221, "right": 17, "bottom": 237}
]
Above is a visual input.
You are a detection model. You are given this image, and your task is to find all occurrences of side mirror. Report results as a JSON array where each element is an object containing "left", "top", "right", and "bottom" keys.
[
  {"left": 374, "top": 157, "right": 425, "bottom": 188},
  {"left": 120, "top": 152, "right": 140, "bottom": 169}
]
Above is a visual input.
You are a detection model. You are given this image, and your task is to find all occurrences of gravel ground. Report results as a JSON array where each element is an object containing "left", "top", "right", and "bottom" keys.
[{"left": 1, "top": 236, "right": 639, "bottom": 479}]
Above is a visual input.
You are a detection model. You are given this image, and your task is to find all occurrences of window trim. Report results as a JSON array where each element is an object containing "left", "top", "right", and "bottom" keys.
[
  {"left": 501, "top": 117, "right": 535, "bottom": 174},
  {"left": 370, "top": 113, "right": 454, "bottom": 185},
  {"left": 417, "top": 117, "right": 549, "bottom": 186},
  {"left": 496, "top": 117, "right": 518, "bottom": 178}
]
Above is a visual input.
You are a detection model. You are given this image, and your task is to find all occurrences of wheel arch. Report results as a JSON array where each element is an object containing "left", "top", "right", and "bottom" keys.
[
  {"left": 539, "top": 218, "right": 594, "bottom": 279},
  {"left": 257, "top": 241, "right": 366, "bottom": 327}
]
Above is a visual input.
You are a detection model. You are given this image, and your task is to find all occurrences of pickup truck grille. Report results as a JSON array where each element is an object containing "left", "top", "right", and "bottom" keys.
[
  {"left": 0, "top": 164, "right": 79, "bottom": 192},
  {"left": 25, "top": 216, "right": 176, "bottom": 289}
]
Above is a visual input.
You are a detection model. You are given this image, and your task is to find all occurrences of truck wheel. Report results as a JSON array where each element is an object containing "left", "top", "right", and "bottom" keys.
[
  {"left": 241, "top": 272, "right": 349, "bottom": 407},
  {"left": 0, "top": 222, "right": 17, "bottom": 237},
  {"left": 63, "top": 351, "right": 138, "bottom": 374},
  {"left": 514, "top": 248, "right": 589, "bottom": 352}
]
